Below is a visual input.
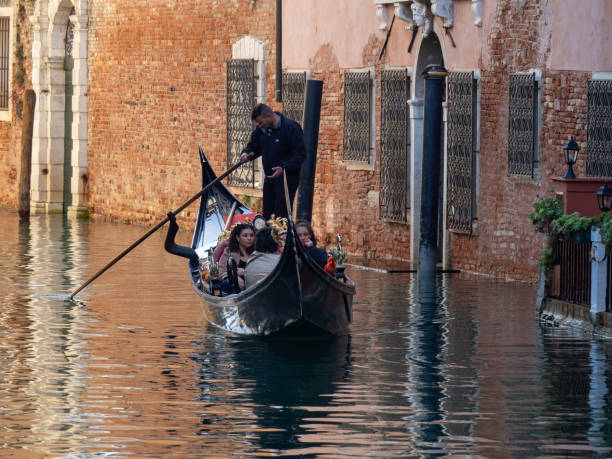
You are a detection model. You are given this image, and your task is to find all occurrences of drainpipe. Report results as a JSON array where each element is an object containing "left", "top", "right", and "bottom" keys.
[{"left": 275, "top": 0, "right": 282, "bottom": 102}]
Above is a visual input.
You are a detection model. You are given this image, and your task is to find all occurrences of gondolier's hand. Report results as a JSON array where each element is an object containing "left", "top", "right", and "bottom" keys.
[
  {"left": 167, "top": 211, "right": 179, "bottom": 232},
  {"left": 267, "top": 167, "right": 283, "bottom": 179},
  {"left": 239, "top": 152, "right": 254, "bottom": 164}
]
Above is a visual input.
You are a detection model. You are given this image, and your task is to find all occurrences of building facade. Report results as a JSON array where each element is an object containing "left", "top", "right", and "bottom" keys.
[{"left": 0, "top": 0, "right": 611, "bottom": 282}]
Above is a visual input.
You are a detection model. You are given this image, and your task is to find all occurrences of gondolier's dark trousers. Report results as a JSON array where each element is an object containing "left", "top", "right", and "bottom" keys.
[{"left": 263, "top": 171, "right": 299, "bottom": 220}]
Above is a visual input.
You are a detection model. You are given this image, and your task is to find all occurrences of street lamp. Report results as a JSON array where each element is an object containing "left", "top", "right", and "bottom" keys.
[
  {"left": 563, "top": 136, "right": 579, "bottom": 179},
  {"left": 596, "top": 183, "right": 612, "bottom": 212}
]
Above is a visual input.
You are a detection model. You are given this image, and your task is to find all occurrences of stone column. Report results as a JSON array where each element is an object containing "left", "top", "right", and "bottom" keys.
[
  {"left": 590, "top": 227, "right": 607, "bottom": 319},
  {"left": 68, "top": 14, "right": 89, "bottom": 218},
  {"left": 29, "top": 14, "right": 50, "bottom": 214},
  {"left": 441, "top": 101, "right": 450, "bottom": 270},
  {"left": 44, "top": 55, "right": 66, "bottom": 213},
  {"left": 409, "top": 98, "right": 424, "bottom": 264}
]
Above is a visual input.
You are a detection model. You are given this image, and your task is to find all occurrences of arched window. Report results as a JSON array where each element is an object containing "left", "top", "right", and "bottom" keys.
[{"left": 226, "top": 35, "right": 265, "bottom": 189}]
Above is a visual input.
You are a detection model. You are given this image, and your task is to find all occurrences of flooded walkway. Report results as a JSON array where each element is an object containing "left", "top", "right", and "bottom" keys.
[{"left": 0, "top": 209, "right": 610, "bottom": 457}]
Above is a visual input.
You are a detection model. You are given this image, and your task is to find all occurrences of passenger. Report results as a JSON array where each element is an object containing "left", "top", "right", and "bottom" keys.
[
  {"left": 295, "top": 220, "right": 328, "bottom": 268},
  {"left": 218, "top": 222, "right": 255, "bottom": 293},
  {"left": 244, "top": 227, "right": 281, "bottom": 288}
]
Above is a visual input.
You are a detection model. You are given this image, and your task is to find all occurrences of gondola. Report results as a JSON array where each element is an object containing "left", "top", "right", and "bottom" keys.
[{"left": 168, "top": 149, "right": 355, "bottom": 337}]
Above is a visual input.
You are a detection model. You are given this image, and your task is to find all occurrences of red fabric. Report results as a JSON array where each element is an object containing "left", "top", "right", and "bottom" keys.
[
  {"left": 213, "top": 239, "right": 228, "bottom": 262},
  {"left": 324, "top": 257, "right": 337, "bottom": 276},
  {"left": 223, "top": 212, "right": 258, "bottom": 227}
]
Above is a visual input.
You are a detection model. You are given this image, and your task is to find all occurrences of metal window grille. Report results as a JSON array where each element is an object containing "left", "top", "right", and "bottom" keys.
[
  {"left": 282, "top": 72, "right": 306, "bottom": 126},
  {"left": 226, "top": 59, "right": 255, "bottom": 187},
  {"left": 586, "top": 80, "right": 612, "bottom": 177},
  {"left": 343, "top": 71, "right": 371, "bottom": 162},
  {"left": 0, "top": 17, "right": 9, "bottom": 110},
  {"left": 379, "top": 69, "right": 410, "bottom": 223},
  {"left": 447, "top": 71, "right": 476, "bottom": 233},
  {"left": 508, "top": 73, "right": 537, "bottom": 176},
  {"left": 65, "top": 16, "right": 74, "bottom": 58}
]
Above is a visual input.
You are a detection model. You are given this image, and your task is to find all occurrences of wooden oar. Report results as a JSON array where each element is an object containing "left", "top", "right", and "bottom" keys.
[
  {"left": 283, "top": 169, "right": 293, "bottom": 220},
  {"left": 69, "top": 160, "right": 243, "bottom": 299},
  {"left": 224, "top": 201, "right": 239, "bottom": 231}
]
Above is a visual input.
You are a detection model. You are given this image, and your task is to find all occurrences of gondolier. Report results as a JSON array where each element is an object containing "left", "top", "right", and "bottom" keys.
[{"left": 240, "top": 103, "right": 306, "bottom": 220}]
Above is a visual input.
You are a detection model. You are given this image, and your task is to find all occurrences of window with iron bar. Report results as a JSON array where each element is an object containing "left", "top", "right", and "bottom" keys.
[
  {"left": 447, "top": 71, "right": 479, "bottom": 234},
  {"left": 0, "top": 16, "right": 9, "bottom": 111},
  {"left": 282, "top": 71, "right": 306, "bottom": 127},
  {"left": 586, "top": 79, "right": 612, "bottom": 178},
  {"left": 508, "top": 72, "right": 539, "bottom": 177},
  {"left": 343, "top": 70, "right": 373, "bottom": 163},
  {"left": 379, "top": 68, "right": 410, "bottom": 223},
  {"left": 226, "top": 58, "right": 255, "bottom": 188}
]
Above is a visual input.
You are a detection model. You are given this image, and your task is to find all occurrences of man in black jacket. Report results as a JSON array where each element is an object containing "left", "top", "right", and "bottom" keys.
[{"left": 239, "top": 103, "right": 306, "bottom": 220}]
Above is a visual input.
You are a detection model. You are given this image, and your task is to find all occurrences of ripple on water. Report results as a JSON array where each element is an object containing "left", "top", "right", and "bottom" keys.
[{"left": 0, "top": 210, "right": 611, "bottom": 457}]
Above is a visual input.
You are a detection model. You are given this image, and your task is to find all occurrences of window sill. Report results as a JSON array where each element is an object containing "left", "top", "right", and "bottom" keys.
[
  {"left": 228, "top": 185, "right": 263, "bottom": 199},
  {"left": 510, "top": 169, "right": 541, "bottom": 185},
  {"left": 343, "top": 160, "right": 375, "bottom": 171},
  {"left": 449, "top": 220, "right": 479, "bottom": 237}
]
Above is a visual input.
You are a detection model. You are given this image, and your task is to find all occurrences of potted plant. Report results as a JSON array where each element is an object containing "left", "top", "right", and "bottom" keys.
[
  {"left": 529, "top": 195, "right": 563, "bottom": 233},
  {"left": 550, "top": 212, "right": 594, "bottom": 243}
]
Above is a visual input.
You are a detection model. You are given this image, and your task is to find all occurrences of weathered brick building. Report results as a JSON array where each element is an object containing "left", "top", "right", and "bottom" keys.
[{"left": 1, "top": 0, "right": 611, "bottom": 282}]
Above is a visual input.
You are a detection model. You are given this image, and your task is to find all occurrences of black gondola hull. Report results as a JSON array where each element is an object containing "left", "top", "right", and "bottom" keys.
[{"left": 183, "top": 149, "right": 355, "bottom": 337}]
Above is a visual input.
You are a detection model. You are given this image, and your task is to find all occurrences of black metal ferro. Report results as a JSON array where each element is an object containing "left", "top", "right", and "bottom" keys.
[
  {"left": 418, "top": 64, "right": 448, "bottom": 296},
  {"left": 296, "top": 80, "right": 323, "bottom": 223}
]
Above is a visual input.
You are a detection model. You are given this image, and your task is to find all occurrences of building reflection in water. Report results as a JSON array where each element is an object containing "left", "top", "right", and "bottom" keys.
[
  {"left": 539, "top": 326, "right": 612, "bottom": 454},
  {"left": 587, "top": 339, "right": 609, "bottom": 448},
  {"left": 0, "top": 215, "right": 89, "bottom": 456},
  {"left": 0, "top": 209, "right": 610, "bottom": 457}
]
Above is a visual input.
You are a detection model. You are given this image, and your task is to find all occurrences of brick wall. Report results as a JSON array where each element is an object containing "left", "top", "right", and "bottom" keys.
[
  {"left": 304, "top": 33, "right": 414, "bottom": 262},
  {"left": 0, "top": 1, "right": 33, "bottom": 208},
  {"left": 3, "top": 0, "right": 599, "bottom": 283},
  {"left": 87, "top": 0, "right": 278, "bottom": 224},
  {"left": 448, "top": 0, "right": 566, "bottom": 281}
]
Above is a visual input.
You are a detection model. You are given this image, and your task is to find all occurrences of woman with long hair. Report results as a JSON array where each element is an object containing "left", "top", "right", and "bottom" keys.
[
  {"left": 295, "top": 220, "right": 328, "bottom": 268},
  {"left": 218, "top": 222, "right": 255, "bottom": 292}
]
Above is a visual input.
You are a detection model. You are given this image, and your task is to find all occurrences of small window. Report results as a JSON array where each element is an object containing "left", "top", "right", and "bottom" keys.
[
  {"left": 0, "top": 16, "right": 9, "bottom": 111},
  {"left": 343, "top": 70, "right": 374, "bottom": 163},
  {"left": 508, "top": 72, "right": 539, "bottom": 177}
]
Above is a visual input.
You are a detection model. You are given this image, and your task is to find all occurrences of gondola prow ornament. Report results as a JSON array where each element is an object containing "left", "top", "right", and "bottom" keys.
[
  {"left": 330, "top": 234, "right": 347, "bottom": 283},
  {"left": 207, "top": 248, "right": 222, "bottom": 296}
]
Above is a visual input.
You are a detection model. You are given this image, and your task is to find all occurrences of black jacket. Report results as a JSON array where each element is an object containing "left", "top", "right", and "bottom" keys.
[{"left": 241, "top": 113, "right": 306, "bottom": 176}]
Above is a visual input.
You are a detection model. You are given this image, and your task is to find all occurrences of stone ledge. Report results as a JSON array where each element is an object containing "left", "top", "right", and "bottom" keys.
[{"left": 540, "top": 298, "right": 612, "bottom": 337}]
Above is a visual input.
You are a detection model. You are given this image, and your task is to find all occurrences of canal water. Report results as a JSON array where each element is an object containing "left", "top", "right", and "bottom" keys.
[{"left": 0, "top": 209, "right": 610, "bottom": 457}]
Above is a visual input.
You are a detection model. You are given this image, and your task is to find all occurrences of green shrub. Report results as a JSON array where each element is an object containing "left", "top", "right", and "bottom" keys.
[{"left": 529, "top": 195, "right": 563, "bottom": 232}]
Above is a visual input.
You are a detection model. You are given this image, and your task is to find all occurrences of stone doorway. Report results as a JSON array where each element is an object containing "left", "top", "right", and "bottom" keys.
[{"left": 30, "top": 0, "right": 88, "bottom": 216}]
